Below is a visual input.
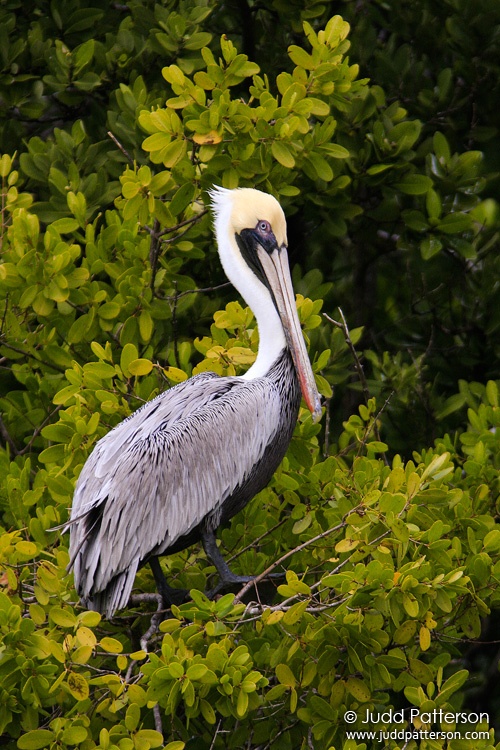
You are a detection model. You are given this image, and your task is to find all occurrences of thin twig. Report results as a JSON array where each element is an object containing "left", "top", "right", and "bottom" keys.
[
  {"left": 156, "top": 209, "right": 208, "bottom": 238},
  {"left": 259, "top": 721, "right": 301, "bottom": 750},
  {"left": 240, "top": 527, "right": 391, "bottom": 618},
  {"left": 324, "top": 309, "right": 391, "bottom": 464},
  {"left": 323, "top": 395, "right": 331, "bottom": 456},
  {"left": 225, "top": 518, "right": 288, "bottom": 563},
  {"left": 19, "top": 404, "right": 63, "bottom": 456},
  {"left": 160, "top": 281, "right": 231, "bottom": 302},
  {"left": 107, "top": 131, "right": 134, "bottom": 165},
  {"left": 233, "top": 522, "right": 346, "bottom": 603},
  {"left": 0, "top": 342, "right": 66, "bottom": 372},
  {"left": 0, "top": 414, "right": 18, "bottom": 454},
  {"left": 171, "top": 280, "right": 180, "bottom": 369},
  {"left": 149, "top": 218, "right": 162, "bottom": 289},
  {"left": 209, "top": 719, "right": 223, "bottom": 750},
  {"left": 153, "top": 704, "right": 163, "bottom": 737},
  {"left": 324, "top": 309, "right": 370, "bottom": 403},
  {"left": 353, "top": 392, "right": 393, "bottom": 468},
  {"left": 129, "top": 593, "right": 164, "bottom": 653}
]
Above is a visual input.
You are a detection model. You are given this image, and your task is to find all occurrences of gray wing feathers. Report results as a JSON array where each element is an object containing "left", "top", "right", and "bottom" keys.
[{"left": 69, "top": 371, "right": 282, "bottom": 614}]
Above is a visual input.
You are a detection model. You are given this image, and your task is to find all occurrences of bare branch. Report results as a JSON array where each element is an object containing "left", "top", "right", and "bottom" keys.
[
  {"left": 107, "top": 131, "right": 134, "bottom": 166},
  {"left": 153, "top": 704, "right": 163, "bottom": 738},
  {"left": 225, "top": 518, "right": 288, "bottom": 564},
  {"left": 209, "top": 719, "right": 223, "bottom": 750},
  {"left": 324, "top": 309, "right": 392, "bottom": 464},
  {"left": 0, "top": 342, "right": 66, "bottom": 373},
  {"left": 161, "top": 281, "right": 231, "bottom": 302},
  {"left": 0, "top": 414, "right": 18, "bottom": 454},
  {"left": 324, "top": 309, "right": 370, "bottom": 403},
  {"left": 233, "top": 521, "right": 346, "bottom": 604},
  {"left": 157, "top": 209, "right": 208, "bottom": 238},
  {"left": 19, "top": 404, "right": 63, "bottom": 456}
]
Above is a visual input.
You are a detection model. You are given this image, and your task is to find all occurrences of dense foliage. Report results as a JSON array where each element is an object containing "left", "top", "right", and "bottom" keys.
[{"left": 0, "top": 1, "right": 499, "bottom": 749}]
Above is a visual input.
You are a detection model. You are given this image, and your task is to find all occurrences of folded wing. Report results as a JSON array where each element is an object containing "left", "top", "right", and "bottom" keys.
[{"left": 69, "top": 370, "right": 283, "bottom": 614}]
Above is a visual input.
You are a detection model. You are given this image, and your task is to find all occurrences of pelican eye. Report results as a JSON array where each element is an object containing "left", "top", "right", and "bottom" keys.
[{"left": 256, "top": 220, "right": 272, "bottom": 234}]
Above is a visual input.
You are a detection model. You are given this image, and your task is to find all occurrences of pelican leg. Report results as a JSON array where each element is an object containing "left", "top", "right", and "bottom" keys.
[
  {"left": 149, "top": 557, "right": 188, "bottom": 608},
  {"left": 201, "top": 530, "right": 254, "bottom": 586},
  {"left": 201, "top": 530, "right": 285, "bottom": 600}
]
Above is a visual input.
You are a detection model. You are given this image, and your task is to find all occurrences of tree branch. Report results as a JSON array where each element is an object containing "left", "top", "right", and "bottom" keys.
[{"left": 233, "top": 521, "right": 346, "bottom": 604}]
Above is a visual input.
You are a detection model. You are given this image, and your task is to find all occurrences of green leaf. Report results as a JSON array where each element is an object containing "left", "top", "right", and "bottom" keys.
[
  {"left": 437, "top": 213, "right": 472, "bottom": 234},
  {"left": 367, "top": 164, "right": 393, "bottom": 175},
  {"left": 393, "top": 620, "right": 417, "bottom": 644},
  {"left": 163, "top": 367, "right": 188, "bottom": 383},
  {"left": 17, "top": 731, "right": 55, "bottom": 750},
  {"left": 420, "top": 237, "right": 442, "bottom": 260},
  {"left": 169, "top": 183, "right": 195, "bottom": 216},
  {"left": 50, "top": 607, "right": 77, "bottom": 627},
  {"left": 186, "top": 664, "right": 208, "bottom": 681},
  {"left": 310, "top": 695, "right": 336, "bottom": 720},
  {"left": 15, "top": 541, "right": 38, "bottom": 557},
  {"left": 85, "top": 362, "right": 116, "bottom": 379},
  {"left": 52, "top": 218, "right": 80, "bottom": 233},
  {"left": 134, "top": 731, "right": 164, "bottom": 748},
  {"left": 402, "top": 593, "right": 419, "bottom": 618},
  {"left": 345, "top": 677, "right": 371, "bottom": 702},
  {"left": 483, "top": 530, "right": 500, "bottom": 553},
  {"left": 276, "top": 664, "right": 297, "bottom": 687},
  {"left": 61, "top": 726, "right": 88, "bottom": 745},
  {"left": 305, "top": 152, "right": 333, "bottom": 181},
  {"left": 39, "top": 444, "right": 67, "bottom": 464},
  {"left": 486, "top": 381, "right": 498, "bottom": 407},
  {"left": 271, "top": 141, "right": 295, "bottom": 168},
  {"left": 68, "top": 313, "right": 92, "bottom": 344},
  {"left": 66, "top": 672, "right": 90, "bottom": 701},
  {"left": 421, "top": 452, "right": 450, "bottom": 481},
  {"left": 426, "top": 189, "right": 441, "bottom": 219},
  {"left": 139, "top": 310, "right": 153, "bottom": 342},
  {"left": 395, "top": 174, "right": 432, "bottom": 195},
  {"left": 288, "top": 45, "right": 314, "bottom": 69},
  {"left": 160, "top": 140, "right": 187, "bottom": 167},
  {"left": 100, "top": 637, "right": 123, "bottom": 653},
  {"left": 236, "top": 689, "right": 249, "bottom": 717},
  {"left": 433, "top": 132, "right": 451, "bottom": 163},
  {"left": 436, "top": 669, "right": 469, "bottom": 704},
  {"left": 308, "top": 98, "right": 330, "bottom": 116},
  {"left": 98, "top": 302, "right": 121, "bottom": 320},
  {"left": 128, "top": 358, "right": 154, "bottom": 376},
  {"left": 321, "top": 143, "right": 350, "bottom": 159}
]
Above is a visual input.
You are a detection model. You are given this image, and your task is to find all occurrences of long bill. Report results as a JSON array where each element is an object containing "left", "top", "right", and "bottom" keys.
[{"left": 257, "top": 244, "right": 323, "bottom": 423}]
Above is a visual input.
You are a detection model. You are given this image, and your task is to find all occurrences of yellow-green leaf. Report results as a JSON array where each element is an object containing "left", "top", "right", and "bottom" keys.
[
  {"left": 17, "top": 730, "right": 55, "bottom": 750},
  {"left": 66, "top": 672, "right": 90, "bottom": 701},
  {"left": 128, "top": 358, "right": 153, "bottom": 376},
  {"left": 271, "top": 141, "right": 295, "bottom": 168},
  {"left": 345, "top": 676, "right": 371, "bottom": 702}
]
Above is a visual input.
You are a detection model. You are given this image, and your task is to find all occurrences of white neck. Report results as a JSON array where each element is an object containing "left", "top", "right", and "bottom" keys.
[
  {"left": 242, "top": 288, "right": 286, "bottom": 379},
  {"left": 213, "top": 204, "right": 286, "bottom": 380}
]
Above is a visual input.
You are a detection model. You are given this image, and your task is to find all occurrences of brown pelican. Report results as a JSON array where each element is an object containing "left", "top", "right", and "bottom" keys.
[{"left": 68, "top": 187, "right": 322, "bottom": 617}]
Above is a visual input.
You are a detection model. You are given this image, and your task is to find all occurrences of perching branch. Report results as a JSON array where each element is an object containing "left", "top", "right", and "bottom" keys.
[{"left": 233, "top": 521, "right": 346, "bottom": 604}]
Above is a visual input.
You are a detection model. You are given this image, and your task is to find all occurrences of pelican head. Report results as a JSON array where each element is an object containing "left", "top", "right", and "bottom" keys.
[{"left": 210, "top": 186, "right": 322, "bottom": 422}]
